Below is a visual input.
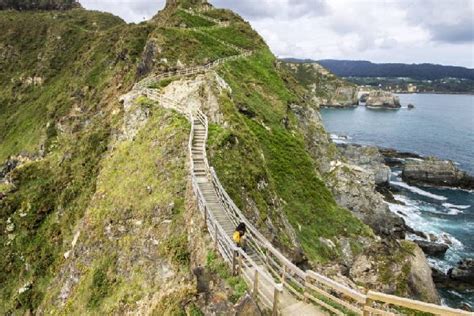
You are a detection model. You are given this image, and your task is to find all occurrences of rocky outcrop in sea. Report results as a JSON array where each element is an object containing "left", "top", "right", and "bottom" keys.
[
  {"left": 402, "top": 157, "right": 474, "bottom": 189},
  {"left": 366, "top": 91, "right": 401, "bottom": 109}
]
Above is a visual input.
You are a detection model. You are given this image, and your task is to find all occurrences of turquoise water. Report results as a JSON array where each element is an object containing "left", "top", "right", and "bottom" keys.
[
  {"left": 321, "top": 93, "right": 474, "bottom": 173},
  {"left": 320, "top": 94, "right": 474, "bottom": 309}
]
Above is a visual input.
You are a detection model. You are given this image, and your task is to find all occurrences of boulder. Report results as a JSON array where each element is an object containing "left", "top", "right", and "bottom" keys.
[
  {"left": 413, "top": 240, "right": 449, "bottom": 257},
  {"left": 366, "top": 91, "right": 401, "bottom": 109},
  {"left": 402, "top": 157, "right": 474, "bottom": 189},
  {"left": 448, "top": 259, "right": 474, "bottom": 285},
  {"left": 407, "top": 244, "right": 441, "bottom": 304},
  {"left": 407, "top": 103, "right": 415, "bottom": 109}
]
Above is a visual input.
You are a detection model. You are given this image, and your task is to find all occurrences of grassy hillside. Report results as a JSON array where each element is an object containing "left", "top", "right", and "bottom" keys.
[{"left": 0, "top": 1, "right": 433, "bottom": 314}]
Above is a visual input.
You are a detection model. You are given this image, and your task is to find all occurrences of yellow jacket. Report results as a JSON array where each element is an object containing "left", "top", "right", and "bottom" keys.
[{"left": 233, "top": 231, "right": 241, "bottom": 244}]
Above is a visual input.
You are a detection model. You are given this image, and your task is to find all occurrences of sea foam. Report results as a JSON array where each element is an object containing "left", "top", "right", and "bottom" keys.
[{"left": 391, "top": 181, "right": 448, "bottom": 201}]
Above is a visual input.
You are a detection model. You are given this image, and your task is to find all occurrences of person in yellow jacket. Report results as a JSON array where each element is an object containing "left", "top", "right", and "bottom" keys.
[{"left": 233, "top": 222, "right": 247, "bottom": 249}]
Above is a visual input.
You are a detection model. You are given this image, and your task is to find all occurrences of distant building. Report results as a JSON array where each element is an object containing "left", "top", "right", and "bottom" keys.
[{"left": 407, "top": 83, "right": 417, "bottom": 93}]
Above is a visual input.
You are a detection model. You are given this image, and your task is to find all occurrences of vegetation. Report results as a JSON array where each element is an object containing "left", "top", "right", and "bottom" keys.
[
  {"left": 206, "top": 251, "right": 247, "bottom": 303},
  {"left": 316, "top": 59, "right": 474, "bottom": 80},
  {"left": 208, "top": 49, "right": 371, "bottom": 262},
  {"left": 348, "top": 76, "right": 474, "bottom": 94},
  {"left": 0, "top": 0, "right": 80, "bottom": 10}
]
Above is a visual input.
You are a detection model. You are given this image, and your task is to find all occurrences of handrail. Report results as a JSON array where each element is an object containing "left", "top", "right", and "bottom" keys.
[{"left": 141, "top": 12, "right": 471, "bottom": 314}]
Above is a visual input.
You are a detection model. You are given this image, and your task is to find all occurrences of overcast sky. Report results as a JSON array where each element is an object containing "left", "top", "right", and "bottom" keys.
[{"left": 79, "top": 0, "right": 474, "bottom": 68}]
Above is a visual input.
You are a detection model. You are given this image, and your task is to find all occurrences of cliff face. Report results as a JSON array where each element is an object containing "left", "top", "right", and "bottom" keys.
[
  {"left": 0, "top": 1, "right": 439, "bottom": 314},
  {"left": 282, "top": 61, "right": 358, "bottom": 108}
]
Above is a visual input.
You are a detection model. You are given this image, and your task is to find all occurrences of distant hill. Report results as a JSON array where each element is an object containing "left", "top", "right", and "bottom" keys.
[
  {"left": 283, "top": 58, "right": 474, "bottom": 80},
  {"left": 0, "top": 0, "right": 80, "bottom": 10}
]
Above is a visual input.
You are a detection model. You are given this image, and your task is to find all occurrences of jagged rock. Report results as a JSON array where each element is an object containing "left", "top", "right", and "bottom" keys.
[
  {"left": 402, "top": 157, "right": 474, "bottom": 189},
  {"left": 350, "top": 242, "right": 440, "bottom": 304},
  {"left": 337, "top": 144, "right": 391, "bottom": 185},
  {"left": 448, "top": 259, "right": 474, "bottom": 285},
  {"left": 366, "top": 91, "right": 401, "bottom": 109},
  {"left": 413, "top": 240, "right": 449, "bottom": 257},
  {"left": 137, "top": 40, "right": 161, "bottom": 78},
  {"left": 326, "top": 160, "right": 406, "bottom": 239},
  {"left": 282, "top": 62, "right": 358, "bottom": 108},
  {"left": 407, "top": 244, "right": 440, "bottom": 303}
]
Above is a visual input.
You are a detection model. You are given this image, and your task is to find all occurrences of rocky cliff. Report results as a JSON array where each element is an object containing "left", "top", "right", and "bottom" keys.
[
  {"left": 0, "top": 0, "right": 439, "bottom": 314},
  {"left": 281, "top": 61, "right": 359, "bottom": 108}
]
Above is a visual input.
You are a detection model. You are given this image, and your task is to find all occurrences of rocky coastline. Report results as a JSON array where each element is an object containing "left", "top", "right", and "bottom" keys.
[{"left": 334, "top": 140, "right": 473, "bottom": 310}]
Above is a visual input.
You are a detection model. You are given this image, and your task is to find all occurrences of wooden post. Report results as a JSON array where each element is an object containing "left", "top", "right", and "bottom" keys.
[
  {"left": 303, "top": 273, "right": 308, "bottom": 303},
  {"left": 232, "top": 248, "right": 238, "bottom": 276},
  {"left": 363, "top": 297, "right": 373, "bottom": 316},
  {"left": 272, "top": 284, "right": 282, "bottom": 316},
  {"left": 237, "top": 250, "right": 243, "bottom": 275},
  {"left": 253, "top": 269, "right": 259, "bottom": 300},
  {"left": 281, "top": 265, "right": 287, "bottom": 286},
  {"left": 214, "top": 222, "right": 218, "bottom": 248}
]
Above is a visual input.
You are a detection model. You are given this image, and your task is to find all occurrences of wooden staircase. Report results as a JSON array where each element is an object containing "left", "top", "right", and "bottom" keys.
[{"left": 140, "top": 9, "right": 472, "bottom": 315}]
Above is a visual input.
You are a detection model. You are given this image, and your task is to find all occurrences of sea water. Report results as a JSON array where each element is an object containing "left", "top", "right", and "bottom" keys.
[{"left": 320, "top": 93, "right": 474, "bottom": 308}]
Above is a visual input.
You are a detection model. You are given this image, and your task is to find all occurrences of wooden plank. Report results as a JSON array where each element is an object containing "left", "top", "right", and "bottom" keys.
[
  {"left": 367, "top": 291, "right": 472, "bottom": 316},
  {"left": 307, "top": 270, "right": 366, "bottom": 304},
  {"left": 363, "top": 306, "right": 397, "bottom": 316},
  {"left": 285, "top": 282, "right": 305, "bottom": 300},
  {"left": 305, "top": 293, "right": 345, "bottom": 316},
  {"left": 306, "top": 282, "right": 363, "bottom": 315}
]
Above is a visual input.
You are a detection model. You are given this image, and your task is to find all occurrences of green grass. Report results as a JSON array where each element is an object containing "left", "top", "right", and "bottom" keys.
[
  {"left": 152, "top": 27, "right": 239, "bottom": 67},
  {"left": 174, "top": 9, "right": 216, "bottom": 28},
  {"left": 203, "top": 23, "right": 266, "bottom": 50},
  {"left": 206, "top": 251, "right": 248, "bottom": 303},
  {"left": 207, "top": 49, "right": 371, "bottom": 263}
]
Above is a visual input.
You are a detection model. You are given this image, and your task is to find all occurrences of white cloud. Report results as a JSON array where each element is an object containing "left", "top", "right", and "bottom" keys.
[
  {"left": 78, "top": 0, "right": 474, "bottom": 67},
  {"left": 80, "top": 0, "right": 166, "bottom": 23}
]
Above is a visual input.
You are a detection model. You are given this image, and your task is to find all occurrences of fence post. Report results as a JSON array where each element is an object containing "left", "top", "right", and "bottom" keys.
[
  {"left": 272, "top": 284, "right": 282, "bottom": 316},
  {"left": 281, "top": 265, "right": 287, "bottom": 286},
  {"left": 232, "top": 248, "right": 238, "bottom": 276},
  {"left": 214, "top": 222, "right": 218, "bottom": 248},
  {"left": 363, "top": 294, "right": 373, "bottom": 316},
  {"left": 253, "top": 269, "right": 259, "bottom": 300}
]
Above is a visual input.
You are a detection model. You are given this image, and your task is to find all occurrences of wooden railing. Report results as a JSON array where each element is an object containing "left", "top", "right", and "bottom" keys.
[
  {"left": 187, "top": 113, "right": 471, "bottom": 316},
  {"left": 140, "top": 14, "right": 471, "bottom": 313}
]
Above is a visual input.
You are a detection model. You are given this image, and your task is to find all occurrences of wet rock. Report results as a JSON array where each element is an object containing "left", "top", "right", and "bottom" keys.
[
  {"left": 413, "top": 240, "right": 449, "bottom": 257},
  {"left": 448, "top": 259, "right": 474, "bottom": 285},
  {"left": 402, "top": 157, "right": 474, "bottom": 189},
  {"left": 407, "top": 103, "right": 415, "bottom": 109}
]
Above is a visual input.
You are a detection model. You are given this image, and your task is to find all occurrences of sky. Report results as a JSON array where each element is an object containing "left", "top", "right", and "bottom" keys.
[{"left": 79, "top": 0, "right": 474, "bottom": 68}]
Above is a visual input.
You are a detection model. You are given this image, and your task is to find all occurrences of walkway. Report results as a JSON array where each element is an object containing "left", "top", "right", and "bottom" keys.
[{"left": 141, "top": 8, "right": 471, "bottom": 316}]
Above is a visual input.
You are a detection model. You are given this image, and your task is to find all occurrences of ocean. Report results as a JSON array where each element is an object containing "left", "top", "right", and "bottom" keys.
[{"left": 320, "top": 93, "right": 474, "bottom": 309}]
